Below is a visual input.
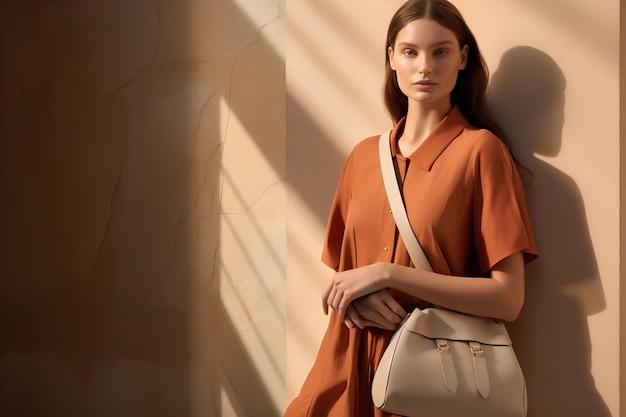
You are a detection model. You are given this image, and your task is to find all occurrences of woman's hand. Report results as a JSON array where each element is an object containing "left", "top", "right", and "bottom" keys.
[
  {"left": 322, "top": 262, "right": 389, "bottom": 320},
  {"left": 343, "top": 289, "right": 407, "bottom": 330}
]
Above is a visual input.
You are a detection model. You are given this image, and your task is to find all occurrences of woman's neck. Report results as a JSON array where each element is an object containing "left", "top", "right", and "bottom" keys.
[{"left": 398, "top": 100, "right": 452, "bottom": 157}]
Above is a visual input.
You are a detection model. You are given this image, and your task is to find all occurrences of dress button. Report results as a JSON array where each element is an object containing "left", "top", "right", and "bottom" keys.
[{"left": 383, "top": 247, "right": 389, "bottom": 251}]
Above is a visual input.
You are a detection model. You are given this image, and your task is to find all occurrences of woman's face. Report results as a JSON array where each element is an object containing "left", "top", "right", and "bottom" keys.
[{"left": 388, "top": 19, "right": 468, "bottom": 109}]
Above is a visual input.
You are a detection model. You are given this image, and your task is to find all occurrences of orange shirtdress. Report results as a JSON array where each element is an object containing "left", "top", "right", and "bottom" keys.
[{"left": 284, "top": 106, "right": 538, "bottom": 417}]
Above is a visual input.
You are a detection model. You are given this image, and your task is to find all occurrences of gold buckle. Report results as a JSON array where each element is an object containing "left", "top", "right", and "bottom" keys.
[
  {"left": 470, "top": 344, "right": 483, "bottom": 356},
  {"left": 437, "top": 341, "right": 450, "bottom": 353}
]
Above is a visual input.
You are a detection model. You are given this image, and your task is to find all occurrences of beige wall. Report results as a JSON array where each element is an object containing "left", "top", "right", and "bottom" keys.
[
  {"left": 0, "top": 0, "right": 285, "bottom": 416},
  {"left": 286, "top": 1, "right": 621, "bottom": 416}
]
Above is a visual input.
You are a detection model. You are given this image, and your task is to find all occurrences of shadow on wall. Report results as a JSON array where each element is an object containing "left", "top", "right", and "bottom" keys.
[
  {"left": 210, "top": 0, "right": 287, "bottom": 413},
  {"left": 489, "top": 46, "right": 610, "bottom": 417},
  {"left": 0, "top": 0, "right": 288, "bottom": 416},
  {"left": 210, "top": 303, "right": 280, "bottom": 416},
  {"left": 286, "top": 93, "right": 347, "bottom": 226}
]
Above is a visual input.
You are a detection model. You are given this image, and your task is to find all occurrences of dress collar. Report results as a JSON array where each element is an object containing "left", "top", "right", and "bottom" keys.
[{"left": 389, "top": 106, "right": 469, "bottom": 171}]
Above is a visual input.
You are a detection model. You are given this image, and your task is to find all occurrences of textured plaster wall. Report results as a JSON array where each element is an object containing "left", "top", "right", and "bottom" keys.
[
  {"left": 286, "top": 0, "right": 621, "bottom": 416},
  {"left": 0, "top": 0, "right": 285, "bottom": 416}
]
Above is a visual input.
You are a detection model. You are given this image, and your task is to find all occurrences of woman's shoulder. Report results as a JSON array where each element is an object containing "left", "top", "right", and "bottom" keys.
[
  {"left": 460, "top": 126, "right": 510, "bottom": 156},
  {"left": 457, "top": 126, "right": 517, "bottom": 175},
  {"left": 353, "top": 134, "right": 383, "bottom": 151},
  {"left": 461, "top": 125, "right": 499, "bottom": 142},
  {"left": 347, "top": 133, "right": 385, "bottom": 160}
]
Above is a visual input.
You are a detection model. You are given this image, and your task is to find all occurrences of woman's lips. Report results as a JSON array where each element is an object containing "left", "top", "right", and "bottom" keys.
[{"left": 413, "top": 80, "right": 437, "bottom": 90}]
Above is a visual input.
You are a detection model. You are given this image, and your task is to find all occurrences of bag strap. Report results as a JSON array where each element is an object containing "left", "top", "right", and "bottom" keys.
[{"left": 378, "top": 131, "right": 433, "bottom": 272}]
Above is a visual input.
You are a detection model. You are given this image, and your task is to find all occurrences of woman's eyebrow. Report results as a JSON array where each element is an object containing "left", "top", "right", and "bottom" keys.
[{"left": 396, "top": 40, "right": 455, "bottom": 48}]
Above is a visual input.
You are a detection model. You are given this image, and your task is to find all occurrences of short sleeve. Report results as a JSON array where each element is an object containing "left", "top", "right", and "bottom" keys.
[
  {"left": 472, "top": 133, "right": 538, "bottom": 272},
  {"left": 321, "top": 150, "right": 355, "bottom": 271}
]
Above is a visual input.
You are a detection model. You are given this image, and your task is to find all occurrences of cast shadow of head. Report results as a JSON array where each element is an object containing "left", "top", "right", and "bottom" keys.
[{"left": 488, "top": 46, "right": 610, "bottom": 417}]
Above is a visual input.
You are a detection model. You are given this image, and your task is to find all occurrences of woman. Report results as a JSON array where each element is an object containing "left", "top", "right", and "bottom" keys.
[{"left": 285, "top": 1, "right": 538, "bottom": 416}]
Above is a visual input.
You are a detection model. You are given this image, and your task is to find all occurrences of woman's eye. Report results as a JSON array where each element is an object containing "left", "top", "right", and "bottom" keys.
[
  {"left": 435, "top": 49, "right": 449, "bottom": 56},
  {"left": 403, "top": 50, "right": 416, "bottom": 56}
]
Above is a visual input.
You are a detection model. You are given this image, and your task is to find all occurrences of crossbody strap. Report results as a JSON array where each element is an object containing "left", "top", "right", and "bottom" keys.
[{"left": 378, "top": 131, "right": 433, "bottom": 272}]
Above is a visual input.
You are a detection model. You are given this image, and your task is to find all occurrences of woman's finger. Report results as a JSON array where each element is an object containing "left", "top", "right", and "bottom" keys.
[
  {"left": 331, "top": 286, "right": 343, "bottom": 314},
  {"left": 378, "top": 290, "right": 407, "bottom": 320},
  {"left": 323, "top": 284, "right": 337, "bottom": 315}
]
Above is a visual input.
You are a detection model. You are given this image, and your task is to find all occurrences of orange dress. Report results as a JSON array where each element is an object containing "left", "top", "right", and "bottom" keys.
[{"left": 284, "top": 107, "right": 538, "bottom": 417}]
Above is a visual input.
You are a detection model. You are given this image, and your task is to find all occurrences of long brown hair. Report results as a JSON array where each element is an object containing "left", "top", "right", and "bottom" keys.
[{"left": 384, "top": 0, "right": 511, "bottom": 150}]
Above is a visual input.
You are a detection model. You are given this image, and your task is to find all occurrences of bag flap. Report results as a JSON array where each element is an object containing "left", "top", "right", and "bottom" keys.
[{"left": 405, "top": 308, "right": 512, "bottom": 346}]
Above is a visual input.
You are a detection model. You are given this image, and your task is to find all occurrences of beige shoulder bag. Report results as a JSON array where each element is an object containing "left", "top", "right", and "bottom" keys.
[{"left": 371, "top": 131, "right": 528, "bottom": 417}]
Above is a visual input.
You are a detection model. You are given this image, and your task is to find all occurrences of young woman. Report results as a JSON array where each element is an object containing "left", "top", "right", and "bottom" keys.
[{"left": 284, "top": 1, "right": 538, "bottom": 416}]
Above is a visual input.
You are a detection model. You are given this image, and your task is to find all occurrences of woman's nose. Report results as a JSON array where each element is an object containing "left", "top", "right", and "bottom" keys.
[{"left": 417, "top": 55, "right": 433, "bottom": 74}]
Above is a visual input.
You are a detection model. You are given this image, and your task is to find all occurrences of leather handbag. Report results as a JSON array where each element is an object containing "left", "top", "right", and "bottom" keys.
[{"left": 371, "top": 132, "right": 528, "bottom": 417}]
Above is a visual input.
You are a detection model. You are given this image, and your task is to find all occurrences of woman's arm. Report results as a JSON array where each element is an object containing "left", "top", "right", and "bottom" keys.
[{"left": 323, "top": 251, "right": 525, "bottom": 323}]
